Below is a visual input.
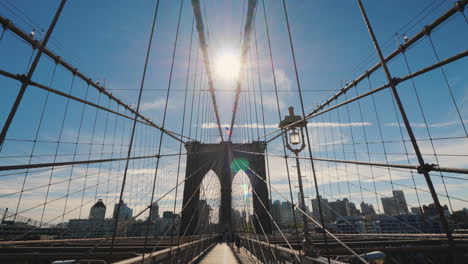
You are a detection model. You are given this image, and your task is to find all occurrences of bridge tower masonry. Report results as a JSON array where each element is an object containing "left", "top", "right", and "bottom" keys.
[{"left": 180, "top": 141, "right": 272, "bottom": 235}]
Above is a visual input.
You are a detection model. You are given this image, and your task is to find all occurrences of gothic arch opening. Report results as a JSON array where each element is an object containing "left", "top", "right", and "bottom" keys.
[
  {"left": 181, "top": 142, "right": 271, "bottom": 235},
  {"left": 200, "top": 169, "right": 221, "bottom": 226},
  {"left": 232, "top": 169, "right": 254, "bottom": 232}
]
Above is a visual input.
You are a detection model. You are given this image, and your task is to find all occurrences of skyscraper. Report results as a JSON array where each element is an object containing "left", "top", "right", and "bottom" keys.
[
  {"left": 393, "top": 190, "right": 409, "bottom": 214},
  {"left": 148, "top": 202, "right": 159, "bottom": 221},
  {"left": 113, "top": 200, "right": 133, "bottom": 221},
  {"left": 342, "top": 198, "right": 351, "bottom": 216},
  {"left": 271, "top": 200, "right": 282, "bottom": 225},
  {"left": 328, "top": 200, "right": 347, "bottom": 221},
  {"left": 311, "top": 195, "right": 330, "bottom": 221},
  {"left": 197, "top": 200, "right": 211, "bottom": 233},
  {"left": 381, "top": 190, "right": 409, "bottom": 216},
  {"left": 381, "top": 197, "right": 398, "bottom": 215},
  {"left": 280, "top": 201, "right": 294, "bottom": 225},
  {"left": 89, "top": 199, "right": 106, "bottom": 220},
  {"left": 360, "top": 201, "right": 376, "bottom": 216}
]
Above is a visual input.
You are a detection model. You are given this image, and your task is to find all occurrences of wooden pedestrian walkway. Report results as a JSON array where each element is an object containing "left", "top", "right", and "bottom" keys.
[{"left": 197, "top": 243, "right": 260, "bottom": 263}]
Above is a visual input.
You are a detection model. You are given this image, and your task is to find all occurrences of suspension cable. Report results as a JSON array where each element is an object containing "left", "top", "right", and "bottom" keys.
[
  {"left": 191, "top": 0, "right": 224, "bottom": 141},
  {"left": 227, "top": 0, "right": 257, "bottom": 142}
]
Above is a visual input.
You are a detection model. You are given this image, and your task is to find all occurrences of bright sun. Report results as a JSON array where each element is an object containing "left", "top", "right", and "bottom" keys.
[{"left": 213, "top": 50, "right": 241, "bottom": 81}]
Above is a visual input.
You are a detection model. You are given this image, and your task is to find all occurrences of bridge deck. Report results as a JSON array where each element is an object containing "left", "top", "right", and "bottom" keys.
[{"left": 198, "top": 243, "right": 257, "bottom": 264}]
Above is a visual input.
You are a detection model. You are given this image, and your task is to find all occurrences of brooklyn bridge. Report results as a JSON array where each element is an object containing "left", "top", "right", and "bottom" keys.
[{"left": 0, "top": 0, "right": 467, "bottom": 263}]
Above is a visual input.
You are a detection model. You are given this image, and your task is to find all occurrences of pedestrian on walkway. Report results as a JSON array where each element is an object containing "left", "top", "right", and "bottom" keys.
[{"left": 235, "top": 235, "right": 241, "bottom": 253}]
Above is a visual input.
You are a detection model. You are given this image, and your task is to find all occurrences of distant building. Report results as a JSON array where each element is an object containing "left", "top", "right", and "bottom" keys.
[
  {"left": 381, "top": 190, "right": 408, "bottom": 216},
  {"left": 360, "top": 201, "right": 376, "bottom": 216},
  {"left": 0, "top": 221, "right": 63, "bottom": 240},
  {"left": 232, "top": 209, "right": 243, "bottom": 229},
  {"left": 127, "top": 220, "right": 156, "bottom": 237},
  {"left": 452, "top": 208, "right": 468, "bottom": 229},
  {"left": 311, "top": 195, "right": 330, "bottom": 222},
  {"left": 393, "top": 190, "right": 409, "bottom": 214},
  {"left": 197, "top": 200, "right": 211, "bottom": 233},
  {"left": 280, "top": 201, "right": 294, "bottom": 225},
  {"left": 163, "top": 211, "right": 174, "bottom": 219},
  {"left": 66, "top": 219, "right": 114, "bottom": 238},
  {"left": 329, "top": 200, "right": 347, "bottom": 222},
  {"left": 155, "top": 212, "right": 180, "bottom": 235},
  {"left": 323, "top": 198, "right": 360, "bottom": 222},
  {"left": 148, "top": 202, "right": 159, "bottom": 221},
  {"left": 380, "top": 214, "right": 424, "bottom": 233},
  {"left": 271, "top": 200, "right": 282, "bottom": 226},
  {"left": 348, "top": 201, "right": 361, "bottom": 216},
  {"left": 342, "top": 198, "right": 351, "bottom": 216},
  {"left": 332, "top": 216, "right": 369, "bottom": 233},
  {"left": 423, "top": 203, "right": 450, "bottom": 218},
  {"left": 381, "top": 197, "right": 398, "bottom": 216},
  {"left": 113, "top": 200, "right": 133, "bottom": 221},
  {"left": 298, "top": 192, "right": 309, "bottom": 211},
  {"left": 89, "top": 199, "right": 106, "bottom": 220},
  {"left": 411, "top": 207, "right": 423, "bottom": 215}
]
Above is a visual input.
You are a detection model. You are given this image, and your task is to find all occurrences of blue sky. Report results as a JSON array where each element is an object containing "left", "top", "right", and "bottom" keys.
[{"left": 0, "top": 0, "right": 467, "bottom": 225}]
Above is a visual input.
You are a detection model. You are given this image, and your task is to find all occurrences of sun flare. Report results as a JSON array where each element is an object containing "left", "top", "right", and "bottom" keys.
[{"left": 213, "top": 50, "right": 240, "bottom": 81}]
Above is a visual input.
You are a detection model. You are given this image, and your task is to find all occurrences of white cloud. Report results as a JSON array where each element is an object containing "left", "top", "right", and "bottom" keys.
[
  {"left": 257, "top": 68, "right": 292, "bottom": 111},
  {"left": 275, "top": 69, "right": 292, "bottom": 91},
  {"left": 200, "top": 122, "right": 371, "bottom": 129},
  {"left": 308, "top": 122, "right": 371, "bottom": 128},
  {"left": 140, "top": 98, "right": 169, "bottom": 111},
  {"left": 385, "top": 120, "right": 461, "bottom": 128}
]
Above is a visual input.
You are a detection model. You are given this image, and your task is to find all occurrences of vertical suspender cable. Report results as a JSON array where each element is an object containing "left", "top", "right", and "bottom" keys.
[
  {"left": 169, "top": 14, "right": 194, "bottom": 262},
  {"left": 140, "top": 0, "right": 184, "bottom": 262},
  {"left": 356, "top": 0, "right": 454, "bottom": 261},
  {"left": 108, "top": 0, "right": 161, "bottom": 259},
  {"left": 281, "top": 0, "right": 331, "bottom": 261},
  {"left": 261, "top": 0, "right": 303, "bottom": 261}
]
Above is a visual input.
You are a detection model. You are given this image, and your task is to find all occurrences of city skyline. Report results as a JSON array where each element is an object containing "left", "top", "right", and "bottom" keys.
[{"left": 0, "top": 0, "right": 466, "bottom": 262}]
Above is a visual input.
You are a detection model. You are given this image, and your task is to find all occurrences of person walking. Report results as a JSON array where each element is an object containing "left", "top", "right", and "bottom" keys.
[{"left": 235, "top": 235, "right": 241, "bottom": 253}]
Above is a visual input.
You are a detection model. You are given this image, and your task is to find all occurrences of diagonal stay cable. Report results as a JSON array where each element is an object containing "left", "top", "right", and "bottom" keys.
[
  {"left": 262, "top": 49, "right": 468, "bottom": 145},
  {"left": 191, "top": 0, "right": 224, "bottom": 141},
  {"left": 125, "top": 161, "right": 218, "bottom": 264},
  {"left": 230, "top": 155, "right": 301, "bottom": 263},
  {"left": 257, "top": 0, "right": 467, "bottom": 144},
  {"left": 242, "top": 160, "right": 369, "bottom": 264},
  {"left": 81, "top": 160, "right": 214, "bottom": 259},
  {"left": 170, "top": 164, "right": 218, "bottom": 264},
  {"left": 238, "top": 172, "right": 270, "bottom": 263}
]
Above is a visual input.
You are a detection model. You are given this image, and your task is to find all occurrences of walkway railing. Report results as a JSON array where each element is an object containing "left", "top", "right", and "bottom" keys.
[
  {"left": 113, "top": 236, "right": 216, "bottom": 264},
  {"left": 242, "top": 237, "right": 348, "bottom": 264}
]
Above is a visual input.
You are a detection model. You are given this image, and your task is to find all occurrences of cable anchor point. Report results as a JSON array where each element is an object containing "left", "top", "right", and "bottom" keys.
[{"left": 417, "top": 163, "right": 437, "bottom": 174}]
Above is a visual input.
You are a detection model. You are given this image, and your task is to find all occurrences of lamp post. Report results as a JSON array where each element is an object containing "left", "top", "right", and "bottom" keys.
[{"left": 280, "top": 106, "right": 317, "bottom": 257}]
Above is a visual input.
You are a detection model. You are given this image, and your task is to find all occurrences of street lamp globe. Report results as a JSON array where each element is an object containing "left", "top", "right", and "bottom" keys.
[
  {"left": 279, "top": 106, "right": 307, "bottom": 153},
  {"left": 289, "top": 129, "right": 300, "bottom": 145}
]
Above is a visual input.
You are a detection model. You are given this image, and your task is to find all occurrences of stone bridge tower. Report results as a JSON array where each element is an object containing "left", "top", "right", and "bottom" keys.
[{"left": 180, "top": 141, "right": 271, "bottom": 235}]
